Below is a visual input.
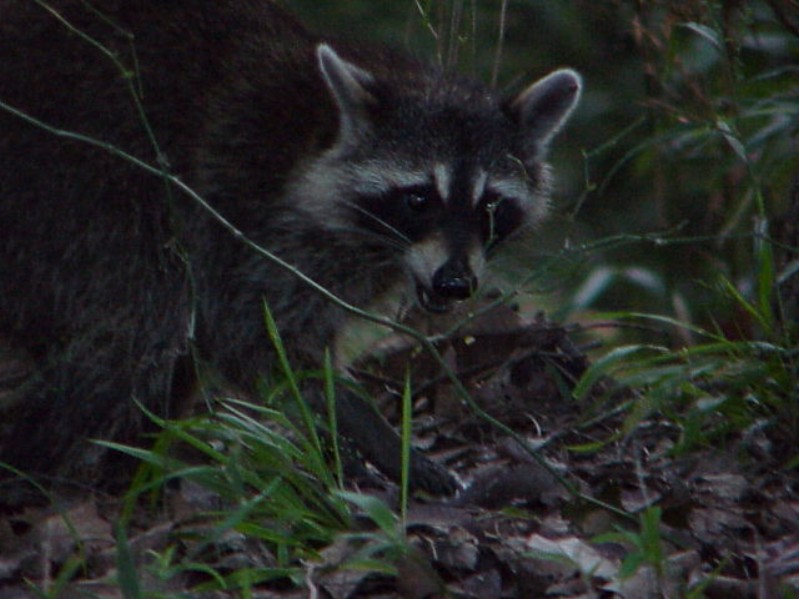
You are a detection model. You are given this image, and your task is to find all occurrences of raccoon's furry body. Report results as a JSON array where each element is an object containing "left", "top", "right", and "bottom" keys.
[{"left": 0, "top": 0, "right": 580, "bottom": 494}]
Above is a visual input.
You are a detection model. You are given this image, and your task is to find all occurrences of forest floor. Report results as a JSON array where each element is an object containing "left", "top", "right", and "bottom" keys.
[{"left": 1, "top": 303, "right": 798, "bottom": 598}]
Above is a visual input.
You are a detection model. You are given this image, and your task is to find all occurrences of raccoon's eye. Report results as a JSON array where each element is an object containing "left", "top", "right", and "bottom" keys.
[
  {"left": 480, "top": 194, "right": 523, "bottom": 246},
  {"left": 404, "top": 191, "right": 430, "bottom": 212}
]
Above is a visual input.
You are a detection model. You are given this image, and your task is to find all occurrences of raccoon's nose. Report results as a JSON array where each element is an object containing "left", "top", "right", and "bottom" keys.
[{"left": 433, "top": 258, "right": 478, "bottom": 300}]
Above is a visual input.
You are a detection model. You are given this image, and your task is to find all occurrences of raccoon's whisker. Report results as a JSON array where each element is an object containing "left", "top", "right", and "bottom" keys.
[{"left": 344, "top": 201, "right": 412, "bottom": 246}]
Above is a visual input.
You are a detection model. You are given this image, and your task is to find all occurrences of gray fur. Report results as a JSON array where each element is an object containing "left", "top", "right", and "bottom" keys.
[
  {"left": 509, "top": 68, "right": 583, "bottom": 160},
  {"left": 0, "top": 0, "right": 580, "bottom": 494}
]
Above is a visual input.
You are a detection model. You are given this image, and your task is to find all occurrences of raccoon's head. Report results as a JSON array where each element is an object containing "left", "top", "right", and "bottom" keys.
[{"left": 293, "top": 44, "right": 581, "bottom": 313}]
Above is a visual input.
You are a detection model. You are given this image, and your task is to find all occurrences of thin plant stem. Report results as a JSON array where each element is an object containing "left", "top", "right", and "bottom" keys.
[{"left": 490, "top": 0, "right": 508, "bottom": 88}]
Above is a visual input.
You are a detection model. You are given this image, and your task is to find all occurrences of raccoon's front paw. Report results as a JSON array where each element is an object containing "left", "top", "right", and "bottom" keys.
[{"left": 409, "top": 452, "right": 460, "bottom": 496}]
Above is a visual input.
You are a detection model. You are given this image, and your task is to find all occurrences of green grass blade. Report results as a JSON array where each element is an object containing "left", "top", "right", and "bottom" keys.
[
  {"left": 400, "top": 370, "right": 412, "bottom": 527},
  {"left": 115, "top": 523, "right": 143, "bottom": 599}
]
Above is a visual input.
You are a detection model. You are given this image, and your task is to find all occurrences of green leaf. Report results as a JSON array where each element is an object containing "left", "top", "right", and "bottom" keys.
[
  {"left": 716, "top": 119, "right": 748, "bottom": 164},
  {"left": 336, "top": 491, "right": 398, "bottom": 538},
  {"left": 681, "top": 22, "right": 723, "bottom": 50},
  {"left": 573, "top": 345, "right": 668, "bottom": 401}
]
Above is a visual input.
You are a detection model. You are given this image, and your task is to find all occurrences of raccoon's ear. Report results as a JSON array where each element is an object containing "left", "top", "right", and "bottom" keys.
[
  {"left": 317, "top": 44, "right": 376, "bottom": 147},
  {"left": 507, "top": 69, "right": 582, "bottom": 162}
]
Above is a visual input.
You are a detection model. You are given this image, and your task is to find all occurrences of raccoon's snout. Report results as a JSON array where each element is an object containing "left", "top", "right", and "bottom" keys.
[
  {"left": 416, "top": 258, "right": 478, "bottom": 313},
  {"left": 433, "top": 258, "right": 477, "bottom": 301}
]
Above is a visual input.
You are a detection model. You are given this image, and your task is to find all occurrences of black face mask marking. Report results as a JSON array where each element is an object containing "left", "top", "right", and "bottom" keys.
[
  {"left": 478, "top": 191, "right": 525, "bottom": 251},
  {"left": 354, "top": 183, "right": 443, "bottom": 244}
]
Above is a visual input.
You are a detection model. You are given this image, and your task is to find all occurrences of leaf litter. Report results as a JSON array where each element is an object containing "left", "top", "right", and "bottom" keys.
[{"left": 1, "top": 302, "right": 798, "bottom": 598}]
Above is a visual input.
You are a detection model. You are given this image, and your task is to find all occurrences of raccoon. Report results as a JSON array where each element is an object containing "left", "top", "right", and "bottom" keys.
[{"left": 0, "top": 0, "right": 581, "bottom": 494}]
